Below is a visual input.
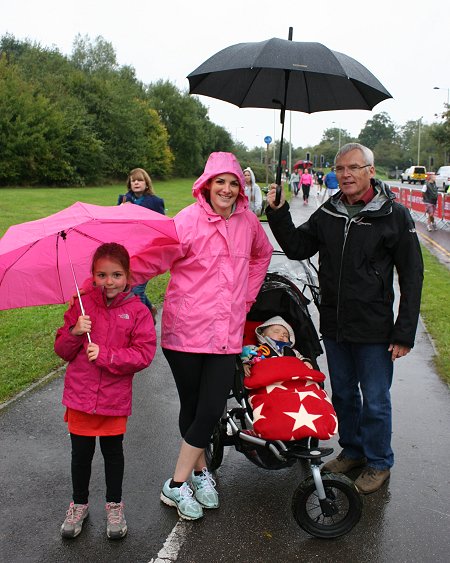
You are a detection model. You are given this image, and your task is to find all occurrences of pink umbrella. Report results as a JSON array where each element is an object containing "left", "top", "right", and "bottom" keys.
[{"left": 0, "top": 201, "right": 179, "bottom": 311}]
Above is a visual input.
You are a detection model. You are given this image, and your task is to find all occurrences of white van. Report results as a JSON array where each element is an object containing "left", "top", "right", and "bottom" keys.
[{"left": 435, "top": 166, "right": 450, "bottom": 191}]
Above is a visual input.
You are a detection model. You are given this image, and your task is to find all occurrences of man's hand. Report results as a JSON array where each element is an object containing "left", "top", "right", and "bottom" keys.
[
  {"left": 71, "top": 315, "right": 91, "bottom": 336},
  {"left": 267, "top": 183, "right": 286, "bottom": 209},
  {"left": 388, "top": 343, "right": 411, "bottom": 361},
  {"left": 86, "top": 342, "right": 99, "bottom": 362}
]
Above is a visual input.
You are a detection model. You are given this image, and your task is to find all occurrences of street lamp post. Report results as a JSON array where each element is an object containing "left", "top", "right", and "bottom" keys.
[
  {"left": 235, "top": 126, "right": 244, "bottom": 142},
  {"left": 417, "top": 117, "right": 423, "bottom": 165},
  {"left": 255, "top": 135, "right": 263, "bottom": 163},
  {"left": 332, "top": 121, "right": 341, "bottom": 150}
]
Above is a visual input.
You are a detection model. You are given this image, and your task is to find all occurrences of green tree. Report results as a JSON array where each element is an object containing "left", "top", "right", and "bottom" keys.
[
  {"left": 0, "top": 37, "right": 106, "bottom": 184},
  {"left": 69, "top": 40, "right": 173, "bottom": 178},
  {"left": 431, "top": 107, "right": 450, "bottom": 166},
  {"left": 0, "top": 55, "right": 102, "bottom": 185},
  {"left": 71, "top": 34, "right": 119, "bottom": 73},
  {"left": 358, "top": 112, "right": 397, "bottom": 149}
]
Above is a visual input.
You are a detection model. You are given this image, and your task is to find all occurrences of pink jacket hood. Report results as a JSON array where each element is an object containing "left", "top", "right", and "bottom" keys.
[{"left": 192, "top": 152, "right": 246, "bottom": 198}]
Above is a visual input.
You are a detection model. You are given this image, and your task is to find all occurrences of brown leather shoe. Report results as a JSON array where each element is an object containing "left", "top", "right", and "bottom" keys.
[
  {"left": 355, "top": 467, "right": 390, "bottom": 494},
  {"left": 321, "top": 452, "right": 367, "bottom": 473}
]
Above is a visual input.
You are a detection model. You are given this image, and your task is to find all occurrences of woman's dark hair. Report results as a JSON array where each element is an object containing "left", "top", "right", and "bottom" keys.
[{"left": 91, "top": 243, "right": 131, "bottom": 277}]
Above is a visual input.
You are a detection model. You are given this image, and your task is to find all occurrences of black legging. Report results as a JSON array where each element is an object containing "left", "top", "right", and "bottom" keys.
[
  {"left": 301, "top": 184, "right": 311, "bottom": 201},
  {"left": 162, "top": 349, "right": 235, "bottom": 448},
  {"left": 70, "top": 433, "right": 124, "bottom": 504}
]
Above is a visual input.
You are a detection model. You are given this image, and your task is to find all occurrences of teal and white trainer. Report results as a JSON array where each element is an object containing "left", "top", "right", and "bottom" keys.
[
  {"left": 160, "top": 479, "right": 203, "bottom": 520},
  {"left": 191, "top": 468, "right": 219, "bottom": 509}
]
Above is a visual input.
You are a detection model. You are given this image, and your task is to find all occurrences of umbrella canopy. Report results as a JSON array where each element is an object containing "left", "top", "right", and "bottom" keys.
[
  {"left": 0, "top": 201, "right": 179, "bottom": 310},
  {"left": 187, "top": 37, "right": 392, "bottom": 113},
  {"left": 293, "top": 160, "right": 313, "bottom": 170},
  {"left": 188, "top": 29, "right": 392, "bottom": 193}
]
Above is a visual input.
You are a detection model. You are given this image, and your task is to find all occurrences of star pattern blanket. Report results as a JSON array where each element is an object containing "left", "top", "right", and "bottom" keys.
[{"left": 244, "top": 356, "right": 337, "bottom": 441}]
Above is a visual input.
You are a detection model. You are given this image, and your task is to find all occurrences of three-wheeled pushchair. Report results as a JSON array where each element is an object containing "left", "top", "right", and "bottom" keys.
[{"left": 206, "top": 253, "right": 363, "bottom": 538}]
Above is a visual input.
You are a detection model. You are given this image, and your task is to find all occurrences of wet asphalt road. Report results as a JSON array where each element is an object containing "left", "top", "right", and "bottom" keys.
[{"left": 1, "top": 189, "right": 449, "bottom": 563}]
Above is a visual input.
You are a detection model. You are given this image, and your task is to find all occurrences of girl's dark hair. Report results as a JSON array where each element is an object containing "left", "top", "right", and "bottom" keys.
[{"left": 91, "top": 243, "right": 131, "bottom": 277}]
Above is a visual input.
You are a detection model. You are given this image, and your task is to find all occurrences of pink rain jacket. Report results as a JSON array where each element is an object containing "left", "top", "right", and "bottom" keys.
[
  {"left": 55, "top": 287, "right": 156, "bottom": 416},
  {"left": 132, "top": 152, "right": 273, "bottom": 354}
]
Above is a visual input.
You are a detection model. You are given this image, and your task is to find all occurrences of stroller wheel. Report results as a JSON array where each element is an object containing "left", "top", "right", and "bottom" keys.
[
  {"left": 205, "top": 422, "right": 225, "bottom": 472},
  {"left": 291, "top": 472, "right": 363, "bottom": 538}
]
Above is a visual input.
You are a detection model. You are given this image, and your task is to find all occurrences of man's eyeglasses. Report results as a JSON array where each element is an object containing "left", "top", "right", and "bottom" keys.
[{"left": 335, "top": 164, "right": 371, "bottom": 175}]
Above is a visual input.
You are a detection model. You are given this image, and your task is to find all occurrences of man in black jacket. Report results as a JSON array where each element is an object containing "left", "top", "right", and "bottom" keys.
[{"left": 266, "top": 143, "right": 423, "bottom": 494}]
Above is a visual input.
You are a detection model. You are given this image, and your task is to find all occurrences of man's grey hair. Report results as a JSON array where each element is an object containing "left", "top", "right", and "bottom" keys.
[{"left": 335, "top": 143, "right": 374, "bottom": 166}]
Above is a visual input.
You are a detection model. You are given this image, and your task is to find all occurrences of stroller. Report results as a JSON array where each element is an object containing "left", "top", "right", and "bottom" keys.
[{"left": 206, "top": 253, "right": 363, "bottom": 539}]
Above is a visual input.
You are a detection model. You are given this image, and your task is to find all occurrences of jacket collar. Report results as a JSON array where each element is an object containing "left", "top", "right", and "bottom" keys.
[
  {"left": 328, "top": 179, "right": 394, "bottom": 217},
  {"left": 90, "top": 285, "right": 136, "bottom": 308}
]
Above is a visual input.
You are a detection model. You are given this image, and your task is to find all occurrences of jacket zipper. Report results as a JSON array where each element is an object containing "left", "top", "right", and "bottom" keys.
[{"left": 336, "top": 216, "right": 354, "bottom": 341}]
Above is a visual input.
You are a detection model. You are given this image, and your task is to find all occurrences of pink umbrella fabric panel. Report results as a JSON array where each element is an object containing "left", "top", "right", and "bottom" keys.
[{"left": 0, "top": 202, "right": 179, "bottom": 310}]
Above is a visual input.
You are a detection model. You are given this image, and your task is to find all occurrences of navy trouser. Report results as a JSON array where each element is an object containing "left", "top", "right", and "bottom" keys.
[{"left": 323, "top": 339, "right": 394, "bottom": 470}]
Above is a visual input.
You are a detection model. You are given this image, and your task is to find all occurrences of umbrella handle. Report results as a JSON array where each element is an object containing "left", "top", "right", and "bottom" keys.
[
  {"left": 275, "top": 186, "right": 282, "bottom": 206},
  {"left": 77, "top": 290, "right": 92, "bottom": 344}
]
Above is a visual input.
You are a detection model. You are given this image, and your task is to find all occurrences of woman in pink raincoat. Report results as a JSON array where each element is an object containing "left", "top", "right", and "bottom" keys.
[{"left": 131, "top": 152, "right": 273, "bottom": 520}]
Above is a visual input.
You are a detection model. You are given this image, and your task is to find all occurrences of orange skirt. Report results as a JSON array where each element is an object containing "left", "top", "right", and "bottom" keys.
[{"left": 65, "top": 408, "right": 127, "bottom": 436}]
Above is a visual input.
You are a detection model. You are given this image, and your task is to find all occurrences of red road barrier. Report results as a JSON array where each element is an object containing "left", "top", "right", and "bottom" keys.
[{"left": 390, "top": 186, "right": 450, "bottom": 224}]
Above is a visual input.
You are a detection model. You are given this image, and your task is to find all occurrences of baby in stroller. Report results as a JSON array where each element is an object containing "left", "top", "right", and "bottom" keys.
[
  {"left": 240, "top": 315, "right": 337, "bottom": 443},
  {"left": 240, "top": 315, "right": 313, "bottom": 375}
]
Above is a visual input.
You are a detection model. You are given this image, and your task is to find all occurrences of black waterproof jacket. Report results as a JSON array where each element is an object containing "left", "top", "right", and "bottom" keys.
[{"left": 267, "top": 180, "right": 424, "bottom": 348}]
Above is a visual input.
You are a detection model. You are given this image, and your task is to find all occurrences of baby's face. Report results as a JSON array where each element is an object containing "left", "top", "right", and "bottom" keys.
[{"left": 262, "top": 324, "right": 290, "bottom": 342}]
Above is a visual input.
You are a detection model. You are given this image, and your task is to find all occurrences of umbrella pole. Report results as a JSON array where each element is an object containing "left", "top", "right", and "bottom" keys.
[
  {"left": 274, "top": 27, "right": 293, "bottom": 205},
  {"left": 61, "top": 233, "right": 92, "bottom": 343}
]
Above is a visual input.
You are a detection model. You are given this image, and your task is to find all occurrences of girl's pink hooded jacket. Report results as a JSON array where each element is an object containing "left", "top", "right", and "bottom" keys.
[
  {"left": 132, "top": 152, "right": 273, "bottom": 354},
  {"left": 55, "top": 287, "right": 156, "bottom": 416}
]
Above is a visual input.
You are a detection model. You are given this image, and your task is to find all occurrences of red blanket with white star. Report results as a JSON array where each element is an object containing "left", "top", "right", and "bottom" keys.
[{"left": 244, "top": 356, "right": 337, "bottom": 441}]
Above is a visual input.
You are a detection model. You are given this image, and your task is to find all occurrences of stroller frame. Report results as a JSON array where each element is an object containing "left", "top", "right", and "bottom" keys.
[{"left": 206, "top": 263, "right": 363, "bottom": 539}]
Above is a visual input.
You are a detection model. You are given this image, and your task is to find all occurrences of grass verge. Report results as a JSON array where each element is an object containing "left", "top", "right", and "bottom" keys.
[{"left": 419, "top": 245, "right": 450, "bottom": 386}]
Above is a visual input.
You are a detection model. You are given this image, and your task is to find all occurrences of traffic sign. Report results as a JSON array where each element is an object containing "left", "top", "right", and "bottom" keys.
[{"left": 264, "top": 136, "right": 272, "bottom": 144}]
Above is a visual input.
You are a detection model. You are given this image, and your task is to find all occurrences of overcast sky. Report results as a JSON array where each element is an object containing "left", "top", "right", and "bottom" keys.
[{"left": 1, "top": 0, "right": 448, "bottom": 151}]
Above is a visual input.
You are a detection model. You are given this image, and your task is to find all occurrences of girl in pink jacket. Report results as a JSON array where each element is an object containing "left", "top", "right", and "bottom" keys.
[
  {"left": 55, "top": 243, "right": 155, "bottom": 540},
  {"left": 131, "top": 152, "right": 273, "bottom": 520}
]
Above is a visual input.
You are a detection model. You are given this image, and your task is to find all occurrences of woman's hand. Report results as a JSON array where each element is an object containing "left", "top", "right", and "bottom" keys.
[
  {"left": 71, "top": 315, "right": 91, "bottom": 336},
  {"left": 86, "top": 342, "right": 99, "bottom": 362},
  {"left": 267, "top": 183, "right": 286, "bottom": 209}
]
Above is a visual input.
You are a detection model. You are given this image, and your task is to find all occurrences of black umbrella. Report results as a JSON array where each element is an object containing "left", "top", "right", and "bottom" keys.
[{"left": 188, "top": 28, "right": 392, "bottom": 198}]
